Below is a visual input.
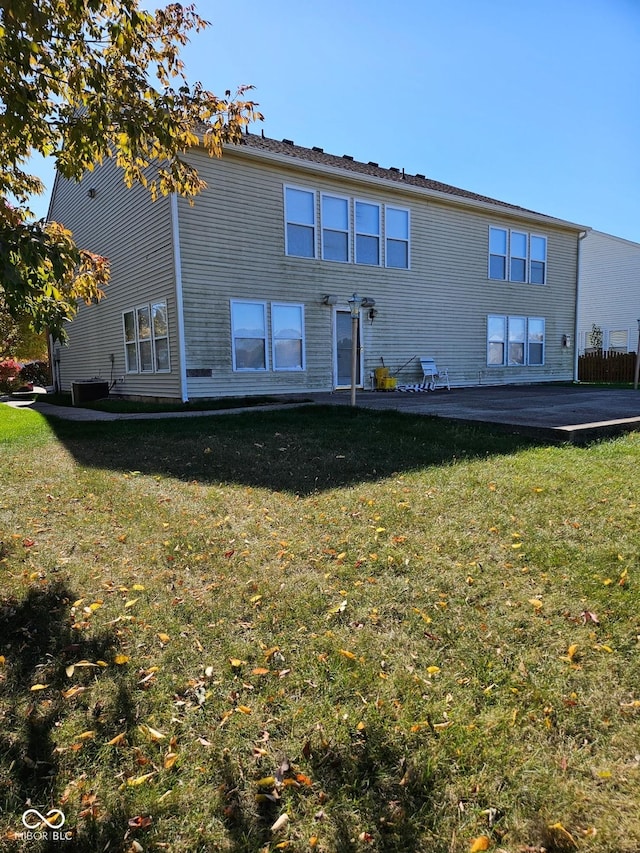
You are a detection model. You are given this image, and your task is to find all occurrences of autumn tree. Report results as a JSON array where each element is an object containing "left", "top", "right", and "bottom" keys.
[{"left": 0, "top": 1, "right": 262, "bottom": 341}]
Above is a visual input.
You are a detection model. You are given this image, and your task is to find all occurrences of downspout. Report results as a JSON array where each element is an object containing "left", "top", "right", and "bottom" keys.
[
  {"left": 573, "top": 230, "right": 589, "bottom": 382},
  {"left": 170, "top": 193, "right": 189, "bottom": 403}
]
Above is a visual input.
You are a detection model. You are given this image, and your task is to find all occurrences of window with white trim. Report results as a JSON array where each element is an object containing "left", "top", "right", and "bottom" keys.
[
  {"left": 530, "top": 235, "right": 547, "bottom": 284},
  {"left": 355, "top": 200, "right": 380, "bottom": 265},
  {"left": 385, "top": 206, "right": 410, "bottom": 269},
  {"left": 272, "top": 303, "right": 305, "bottom": 370},
  {"left": 123, "top": 300, "right": 170, "bottom": 374},
  {"left": 608, "top": 330, "right": 628, "bottom": 353},
  {"left": 284, "top": 186, "right": 316, "bottom": 258},
  {"left": 487, "top": 315, "right": 545, "bottom": 366},
  {"left": 510, "top": 231, "right": 528, "bottom": 283},
  {"left": 231, "top": 301, "right": 306, "bottom": 372},
  {"left": 231, "top": 300, "right": 268, "bottom": 370},
  {"left": 321, "top": 194, "right": 349, "bottom": 262},
  {"left": 528, "top": 317, "right": 545, "bottom": 364},
  {"left": 488, "top": 227, "right": 547, "bottom": 285}
]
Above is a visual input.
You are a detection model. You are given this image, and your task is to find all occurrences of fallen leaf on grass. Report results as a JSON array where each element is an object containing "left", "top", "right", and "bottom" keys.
[
  {"left": 128, "top": 816, "right": 152, "bottom": 830},
  {"left": 271, "top": 813, "right": 289, "bottom": 833},
  {"left": 61, "top": 686, "right": 87, "bottom": 699},
  {"left": 470, "top": 837, "right": 491, "bottom": 852},
  {"left": 338, "top": 649, "right": 357, "bottom": 661},
  {"left": 114, "top": 654, "right": 130, "bottom": 665},
  {"left": 547, "top": 822, "right": 578, "bottom": 848},
  {"left": 581, "top": 610, "right": 599, "bottom": 625},
  {"left": 163, "top": 752, "right": 178, "bottom": 769},
  {"left": 125, "top": 772, "right": 156, "bottom": 787},
  {"left": 108, "top": 733, "right": 126, "bottom": 746},
  {"left": 30, "top": 684, "right": 48, "bottom": 691},
  {"left": 139, "top": 724, "right": 166, "bottom": 741}
]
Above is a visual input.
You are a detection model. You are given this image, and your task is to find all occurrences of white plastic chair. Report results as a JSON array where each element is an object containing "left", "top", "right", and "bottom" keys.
[{"left": 419, "top": 357, "right": 450, "bottom": 391}]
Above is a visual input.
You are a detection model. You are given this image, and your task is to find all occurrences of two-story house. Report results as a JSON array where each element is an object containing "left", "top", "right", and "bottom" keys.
[
  {"left": 48, "top": 133, "right": 586, "bottom": 400},
  {"left": 578, "top": 229, "right": 640, "bottom": 355}
]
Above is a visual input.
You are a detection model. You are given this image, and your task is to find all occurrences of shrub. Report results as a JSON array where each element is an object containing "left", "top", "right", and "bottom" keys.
[
  {"left": 19, "top": 360, "right": 51, "bottom": 386},
  {"left": 0, "top": 359, "right": 21, "bottom": 393}
]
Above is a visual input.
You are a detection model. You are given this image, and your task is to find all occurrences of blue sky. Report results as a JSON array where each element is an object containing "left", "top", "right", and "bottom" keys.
[{"left": 32, "top": 0, "right": 640, "bottom": 242}]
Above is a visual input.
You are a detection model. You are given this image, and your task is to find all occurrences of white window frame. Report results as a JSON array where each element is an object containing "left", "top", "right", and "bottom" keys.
[
  {"left": 321, "top": 193, "right": 350, "bottom": 263},
  {"left": 488, "top": 226, "right": 508, "bottom": 280},
  {"left": 385, "top": 205, "right": 410, "bottom": 269},
  {"left": 488, "top": 226, "right": 548, "bottom": 285},
  {"left": 271, "top": 302, "right": 306, "bottom": 371},
  {"left": 230, "top": 299, "right": 268, "bottom": 372},
  {"left": 529, "top": 234, "right": 547, "bottom": 285},
  {"left": 509, "top": 231, "right": 528, "bottom": 283},
  {"left": 487, "top": 314, "right": 507, "bottom": 365},
  {"left": 527, "top": 317, "right": 545, "bottom": 365},
  {"left": 507, "top": 315, "right": 526, "bottom": 365},
  {"left": 487, "top": 315, "right": 545, "bottom": 367},
  {"left": 284, "top": 185, "right": 317, "bottom": 259},
  {"left": 354, "top": 199, "right": 381, "bottom": 266},
  {"left": 122, "top": 300, "right": 170, "bottom": 375},
  {"left": 151, "top": 301, "right": 171, "bottom": 373}
]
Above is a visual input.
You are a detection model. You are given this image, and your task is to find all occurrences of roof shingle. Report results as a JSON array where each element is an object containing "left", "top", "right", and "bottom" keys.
[{"left": 237, "top": 132, "right": 544, "bottom": 217}]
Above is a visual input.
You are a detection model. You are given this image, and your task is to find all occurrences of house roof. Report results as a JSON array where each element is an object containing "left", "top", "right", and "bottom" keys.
[{"left": 236, "top": 132, "right": 582, "bottom": 228}]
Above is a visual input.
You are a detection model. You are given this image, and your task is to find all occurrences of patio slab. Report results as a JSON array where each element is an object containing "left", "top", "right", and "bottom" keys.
[{"left": 307, "top": 384, "right": 640, "bottom": 443}]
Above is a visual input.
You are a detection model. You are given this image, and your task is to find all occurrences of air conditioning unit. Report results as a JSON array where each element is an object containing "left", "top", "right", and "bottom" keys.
[{"left": 71, "top": 380, "right": 109, "bottom": 406}]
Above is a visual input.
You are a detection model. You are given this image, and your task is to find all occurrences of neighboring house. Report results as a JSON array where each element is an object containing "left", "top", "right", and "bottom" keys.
[
  {"left": 48, "top": 133, "right": 586, "bottom": 400},
  {"left": 578, "top": 230, "right": 640, "bottom": 354}
]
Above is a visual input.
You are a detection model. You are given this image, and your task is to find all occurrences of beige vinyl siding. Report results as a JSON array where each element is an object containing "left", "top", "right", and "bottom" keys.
[
  {"left": 578, "top": 230, "right": 640, "bottom": 353},
  {"left": 48, "top": 160, "right": 181, "bottom": 399},
  {"left": 177, "top": 146, "right": 579, "bottom": 396}
]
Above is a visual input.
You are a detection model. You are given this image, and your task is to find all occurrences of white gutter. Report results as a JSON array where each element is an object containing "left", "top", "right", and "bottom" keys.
[
  {"left": 574, "top": 230, "right": 590, "bottom": 381},
  {"left": 170, "top": 193, "right": 189, "bottom": 402}
]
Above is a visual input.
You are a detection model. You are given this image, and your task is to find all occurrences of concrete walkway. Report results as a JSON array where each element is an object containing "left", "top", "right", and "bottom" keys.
[{"left": 5, "top": 384, "right": 640, "bottom": 442}]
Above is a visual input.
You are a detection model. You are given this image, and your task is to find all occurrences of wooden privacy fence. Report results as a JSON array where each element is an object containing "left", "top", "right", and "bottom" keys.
[{"left": 578, "top": 351, "right": 637, "bottom": 382}]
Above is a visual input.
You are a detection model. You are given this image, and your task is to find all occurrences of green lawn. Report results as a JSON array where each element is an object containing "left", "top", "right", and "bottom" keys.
[{"left": 1, "top": 404, "right": 639, "bottom": 852}]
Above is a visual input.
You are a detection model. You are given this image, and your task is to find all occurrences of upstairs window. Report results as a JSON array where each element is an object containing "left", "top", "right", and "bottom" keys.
[
  {"left": 321, "top": 194, "right": 349, "bottom": 262},
  {"left": 385, "top": 206, "right": 410, "bottom": 269},
  {"left": 489, "top": 227, "right": 547, "bottom": 285},
  {"left": 284, "top": 187, "right": 316, "bottom": 258},
  {"left": 489, "top": 227, "right": 508, "bottom": 280},
  {"left": 355, "top": 201, "right": 380, "bottom": 265},
  {"left": 530, "top": 235, "right": 547, "bottom": 284},
  {"left": 510, "top": 231, "right": 528, "bottom": 282}
]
